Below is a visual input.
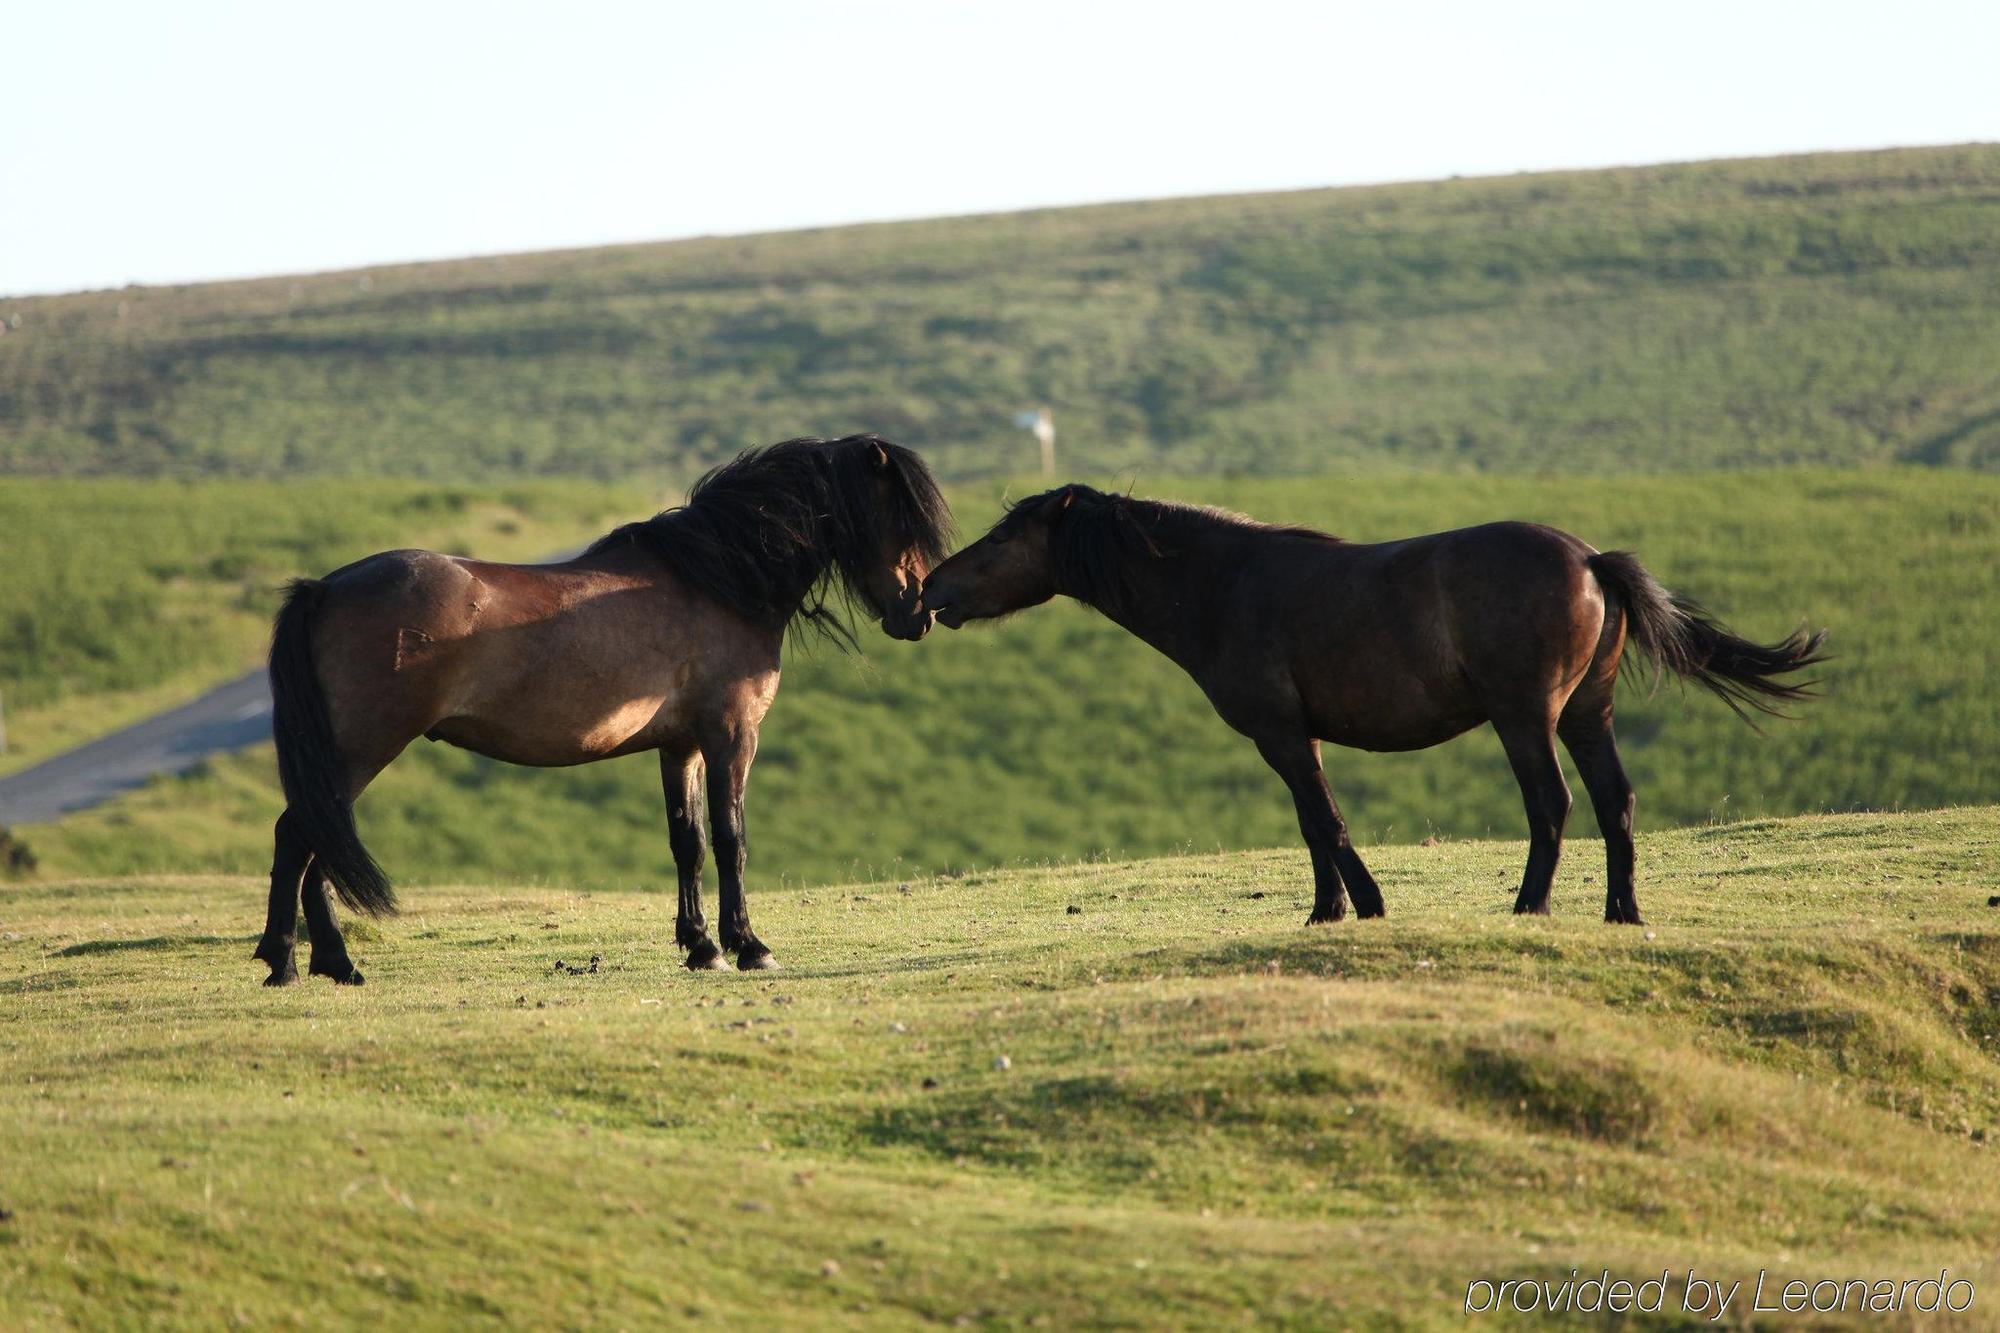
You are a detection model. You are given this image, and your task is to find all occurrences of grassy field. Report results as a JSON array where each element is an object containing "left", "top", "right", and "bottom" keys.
[
  {"left": 11, "top": 467, "right": 1996, "bottom": 891},
  {"left": 5, "top": 144, "right": 2000, "bottom": 481},
  {"left": 2, "top": 807, "right": 1996, "bottom": 1327}
]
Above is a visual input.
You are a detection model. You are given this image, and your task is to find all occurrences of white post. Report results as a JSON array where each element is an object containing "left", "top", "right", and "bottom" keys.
[{"left": 1032, "top": 406, "right": 1056, "bottom": 478}]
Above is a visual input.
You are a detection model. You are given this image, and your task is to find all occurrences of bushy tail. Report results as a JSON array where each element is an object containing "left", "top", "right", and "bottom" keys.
[
  {"left": 269, "top": 580, "right": 395, "bottom": 914},
  {"left": 1587, "top": 551, "right": 1828, "bottom": 726}
]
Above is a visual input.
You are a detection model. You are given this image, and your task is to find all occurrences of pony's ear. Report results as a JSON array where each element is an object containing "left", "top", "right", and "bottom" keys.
[
  {"left": 1041, "top": 486, "right": 1075, "bottom": 516},
  {"left": 869, "top": 440, "right": 891, "bottom": 471}
]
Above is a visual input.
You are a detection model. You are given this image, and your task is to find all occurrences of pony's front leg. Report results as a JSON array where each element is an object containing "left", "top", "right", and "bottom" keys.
[
  {"left": 662, "top": 749, "right": 727, "bottom": 970},
  {"left": 702, "top": 724, "right": 777, "bottom": 970},
  {"left": 1253, "top": 733, "right": 1385, "bottom": 923}
]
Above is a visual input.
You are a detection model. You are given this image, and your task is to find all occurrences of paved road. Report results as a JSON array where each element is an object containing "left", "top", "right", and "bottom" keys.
[{"left": 0, "top": 669, "right": 273, "bottom": 826}]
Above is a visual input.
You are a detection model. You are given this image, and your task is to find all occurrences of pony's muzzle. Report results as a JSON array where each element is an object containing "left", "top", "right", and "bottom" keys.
[{"left": 881, "top": 607, "right": 934, "bottom": 641}]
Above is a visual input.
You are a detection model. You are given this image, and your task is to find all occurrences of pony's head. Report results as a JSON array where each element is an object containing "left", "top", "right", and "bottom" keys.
[
  {"left": 923, "top": 483, "right": 1153, "bottom": 628},
  {"left": 816, "top": 434, "right": 954, "bottom": 642},
  {"left": 599, "top": 434, "right": 953, "bottom": 645}
]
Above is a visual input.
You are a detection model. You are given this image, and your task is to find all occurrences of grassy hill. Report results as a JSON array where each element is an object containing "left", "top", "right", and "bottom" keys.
[
  {"left": 2, "top": 808, "right": 1996, "bottom": 1327},
  {"left": 9, "top": 467, "right": 1995, "bottom": 890},
  {"left": 5, "top": 144, "right": 2000, "bottom": 481}
]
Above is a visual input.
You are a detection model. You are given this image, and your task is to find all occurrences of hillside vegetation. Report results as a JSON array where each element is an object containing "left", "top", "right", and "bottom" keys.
[
  {"left": 2, "top": 809, "right": 1996, "bottom": 1327},
  {"left": 5, "top": 144, "right": 2000, "bottom": 480},
  {"left": 11, "top": 467, "right": 1995, "bottom": 890}
]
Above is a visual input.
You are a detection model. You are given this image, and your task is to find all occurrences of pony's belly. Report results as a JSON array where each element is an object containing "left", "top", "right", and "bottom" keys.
[
  {"left": 1305, "top": 674, "right": 1485, "bottom": 752},
  {"left": 426, "top": 695, "right": 674, "bottom": 767},
  {"left": 1318, "top": 713, "right": 1484, "bottom": 754},
  {"left": 1300, "top": 665, "right": 1485, "bottom": 754}
]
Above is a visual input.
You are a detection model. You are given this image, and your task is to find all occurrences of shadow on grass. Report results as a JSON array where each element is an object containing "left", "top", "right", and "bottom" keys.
[
  {"left": 797, "top": 947, "right": 995, "bottom": 980},
  {"left": 859, "top": 1074, "right": 1160, "bottom": 1178},
  {"left": 1147, "top": 931, "right": 1578, "bottom": 985},
  {"left": 0, "top": 973, "right": 82, "bottom": 994},
  {"left": 54, "top": 934, "right": 247, "bottom": 958}
]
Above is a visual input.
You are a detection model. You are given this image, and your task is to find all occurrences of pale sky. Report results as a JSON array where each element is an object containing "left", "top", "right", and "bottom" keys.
[{"left": 6, "top": 0, "right": 1998, "bottom": 296}]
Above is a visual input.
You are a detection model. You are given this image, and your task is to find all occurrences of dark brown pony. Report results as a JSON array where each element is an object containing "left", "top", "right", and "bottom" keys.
[
  {"left": 922, "top": 485, "right": 1825, "bottom": 925},
  {"left": 256, "top": 435, "right": 950, "bottom": 985}
]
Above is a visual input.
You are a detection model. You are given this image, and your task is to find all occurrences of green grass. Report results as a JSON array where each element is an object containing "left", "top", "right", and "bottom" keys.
[
  {"left": 14, "top": 467, "right": 1996, "bottom": 891},
  {"left": 6, "top": 145, "right": 2000, "bottom": 481},
  {"left": 2, "top": 807, "right": 1996, "bottom": 1327},
  {"left": 0, "top": 477, "right": 638, "bottom": 773}
]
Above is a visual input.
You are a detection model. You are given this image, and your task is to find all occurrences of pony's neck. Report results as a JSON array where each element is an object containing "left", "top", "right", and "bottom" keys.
[
  {"left": 737, "top": 511, "right": 841, "bottom": 629},
  {"left": 622, "top": 495, "right": 843, "bottom": 633},
  {"left": 1064, "top": 516, "right": 1242, "bottom": 671}
]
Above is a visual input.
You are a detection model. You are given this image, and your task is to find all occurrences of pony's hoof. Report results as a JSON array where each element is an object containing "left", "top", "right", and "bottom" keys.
[
  {"left": 1513, "top": 901, "right": 1552, "bottom": 917},
  {"left": 311, "top": 961, "right": 365, "bottom": 985},
  {"left": 1305, "top": 910, "right": 1344, "bottom": 926},
  {"left": 736, "top": 949, "right": 780, "bottom": 971},
  {"left": 1604, "top": 905, "right": 1645, "bottom": 926},
  {"left": 263, "top": 964, "right": 299, "bottom": 987},
  {"left": 684, "top": 940, "right": 731, "bottom": 971}
]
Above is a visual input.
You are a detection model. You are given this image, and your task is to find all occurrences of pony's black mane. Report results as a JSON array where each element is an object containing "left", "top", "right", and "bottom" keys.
[
  {"left": 590, "top": 435, "right": 951, "bottom": 645},
  {"left": 1005, "top": 484, "right": 1337, "bottom": 617}
]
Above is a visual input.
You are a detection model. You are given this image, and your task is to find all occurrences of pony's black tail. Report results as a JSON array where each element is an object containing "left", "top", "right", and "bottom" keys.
[
  {"left": 1587, "top": 550, "right": 1828, "bottom": 726},
  {"left": 269, "top": 580, "right": 395, "bottom": 915}
]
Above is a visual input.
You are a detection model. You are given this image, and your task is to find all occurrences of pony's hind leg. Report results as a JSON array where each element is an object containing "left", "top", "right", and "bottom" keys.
[
  {"left": 661, "top": 748, "right": 727, "bottom": 970},
  {"left": 300, "top": 861, "right": 365, "bottom": 984},
  {"left": 296, "top": 744, "right": 405, "bottom": 984},
  {"left": 282, "top": 742, "right": 399, "bottom": 987},
  {"left": 255, "top": 811, "right": 309, "bottom": 985},
  {"left": 1494, "top": 717, "right": 1572, "bottom": 915},
  {"left": 1558, "top": 705, "right": 1641, "bottom": 925}
]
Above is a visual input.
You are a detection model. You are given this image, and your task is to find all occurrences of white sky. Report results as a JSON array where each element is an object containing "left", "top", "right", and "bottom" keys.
[{"left": 5, "top": 0, "right": 1998, "bottom": 296}]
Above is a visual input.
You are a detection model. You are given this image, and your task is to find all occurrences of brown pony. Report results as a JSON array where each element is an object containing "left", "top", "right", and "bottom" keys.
[
  {"left": 922, "top": 485, "right": 1825, "bottom": 926},
  {"left": 257, "top": 435, "right": 950, "bottom": 985}
]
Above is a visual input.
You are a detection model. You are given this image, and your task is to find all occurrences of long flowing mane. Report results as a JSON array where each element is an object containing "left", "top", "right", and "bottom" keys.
[
  {"left": 590, "top": 435, "right": 951, "bottom": 645},
  {"left": 1011, "top": 484, "right": 1339, "bottom": 618}
]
